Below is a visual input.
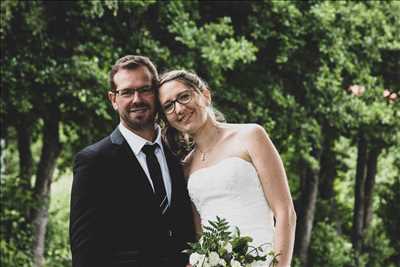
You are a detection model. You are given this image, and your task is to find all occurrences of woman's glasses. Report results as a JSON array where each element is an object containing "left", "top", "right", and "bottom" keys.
[{"left": 162, "top": 90, "right": 193, "bottom": 114}]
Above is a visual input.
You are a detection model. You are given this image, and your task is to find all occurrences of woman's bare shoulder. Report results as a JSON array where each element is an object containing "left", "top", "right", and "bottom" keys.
[
  {"left": 222, "top": 123, "right": 268, "bottom": 138},
  {"left": 218, "top": 123, "right": 268, "bottom": 161},
  {"left": 218, "top": 122, "right": 258, "bottom": 133}
]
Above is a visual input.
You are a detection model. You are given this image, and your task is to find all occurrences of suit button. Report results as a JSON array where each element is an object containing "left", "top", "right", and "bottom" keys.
[{"left": 168, "top": 230, "right": 173, "bottom": 237}]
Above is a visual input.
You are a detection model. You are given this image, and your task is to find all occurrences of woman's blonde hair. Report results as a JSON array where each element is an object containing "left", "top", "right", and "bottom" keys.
[
  {"left": 157, "top": 70, "right": 225, "bottom": 158},
  {"left": 159, "top": 69, "right": 208, "bottom": 93}
]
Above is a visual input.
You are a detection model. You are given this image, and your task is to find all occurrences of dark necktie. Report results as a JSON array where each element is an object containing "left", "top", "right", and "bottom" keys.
[{"left": 142, "top": 144, "right": 168, "bottom": 214}]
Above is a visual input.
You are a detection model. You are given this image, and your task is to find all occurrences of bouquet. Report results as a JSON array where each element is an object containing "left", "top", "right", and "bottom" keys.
[{"left": 184, "top": 217, "right": 279, "bottom": 267}]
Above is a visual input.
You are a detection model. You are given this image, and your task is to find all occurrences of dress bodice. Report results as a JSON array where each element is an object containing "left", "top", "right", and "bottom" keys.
[{"left": 188, "top": 157, "right": 275, "bottom": 250}]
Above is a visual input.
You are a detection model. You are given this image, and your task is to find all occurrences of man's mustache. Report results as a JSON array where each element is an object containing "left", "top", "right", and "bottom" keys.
[{"left": 131, "top": 102, "right": 150, "bottom": 109}]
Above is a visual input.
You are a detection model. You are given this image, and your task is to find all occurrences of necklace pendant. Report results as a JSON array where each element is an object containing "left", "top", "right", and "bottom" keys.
[{"left": 201, "top": 152, "right": 206, "bottom": 161}]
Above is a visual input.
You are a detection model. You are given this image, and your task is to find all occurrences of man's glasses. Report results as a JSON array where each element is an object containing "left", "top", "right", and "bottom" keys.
[
  {"left": 115, "top": 85, "right": 154, "bottom": 98},
  {"left": 162, "top": 90, "right": 193, "bottom": 114}
]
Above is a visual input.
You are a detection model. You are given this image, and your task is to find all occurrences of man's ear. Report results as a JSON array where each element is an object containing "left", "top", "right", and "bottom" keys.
[
  {"left": 108, "top": 91, "right": 118, "bottom": 110},
  {"left": 202, "top": 88, "right": 212, "bottom": 105}
]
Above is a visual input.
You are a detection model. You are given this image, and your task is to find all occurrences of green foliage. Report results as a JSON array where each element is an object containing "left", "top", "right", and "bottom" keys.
[
  {"left": 192, "top": 217, "right": 231, "bottom": 255},
  {"left": 0, "top": 0, "right": 18, "bottom": 39},
  {"left": 378, "top": 172, "right": 400, "bottom": 265},
  {"left": 0, "top": 177, "right": 34, "bottom": 267},
  {"left": 0, "top": 239, "right": 32, "bottom": 267},
  {"left": 309, "top": 222, "right": 354, "bottom": 267},
  {"left": 45, "top": 175, "right": 72, "bottom": 267},
  {"left": 0, "top": 138, "right": 33, "bottom": 266},
  {"left": 79, "top": 0, "right": 156, "bottom": 18},
  {"left": 163, "top": 0, "right": 257, "bottom": 85},
  {"left": 362, "top": 222, "right": 396, "bottom": 267},
  {"left": 1, "top": 0, "right": 399, "bottom": 266},
  {"left": 186, "top": 217, "right": 277, "bottom": 267}
]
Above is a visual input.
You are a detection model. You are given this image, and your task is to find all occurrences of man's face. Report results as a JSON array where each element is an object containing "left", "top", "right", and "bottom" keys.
[{"left": 109, "top": 67, "right": 157, "bottom": 131}]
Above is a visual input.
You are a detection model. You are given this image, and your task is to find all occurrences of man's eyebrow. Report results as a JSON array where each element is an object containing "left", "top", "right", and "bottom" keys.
[{"left": 119, "top": 84, "right": 151, "bottom": 91}]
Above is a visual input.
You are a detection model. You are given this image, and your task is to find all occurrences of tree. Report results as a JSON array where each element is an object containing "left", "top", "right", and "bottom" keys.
[
  {"left": 1, "top": 1, "right": 399, "bottom": 266},
  {"left": 1, "top": 1, "right": 257, "bottom": 265},
  {"left": 239, "top": 1, "right": 400, "bottom": 265}
]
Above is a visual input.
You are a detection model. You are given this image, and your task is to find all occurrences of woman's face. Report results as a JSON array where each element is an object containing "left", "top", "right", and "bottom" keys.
[{"left": 158, "top": 80, "right": 210, "bottom": 135}]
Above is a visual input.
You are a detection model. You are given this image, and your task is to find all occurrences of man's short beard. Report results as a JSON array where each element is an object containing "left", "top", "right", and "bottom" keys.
[{"left": 124, "top": 115, "right": 157, "bottom": 132}]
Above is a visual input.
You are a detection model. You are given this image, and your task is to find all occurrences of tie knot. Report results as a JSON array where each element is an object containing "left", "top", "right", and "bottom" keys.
[{"left": 142, "top": 144, "right": 159, "bottom": 155}]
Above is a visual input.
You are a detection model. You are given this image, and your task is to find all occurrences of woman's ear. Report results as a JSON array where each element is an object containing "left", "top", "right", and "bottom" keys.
[{"left": 201, "top": 88, "right": 212, "bottom": 105}]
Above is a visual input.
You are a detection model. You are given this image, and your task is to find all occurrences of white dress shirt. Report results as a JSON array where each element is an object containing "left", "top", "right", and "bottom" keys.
[{"left": 118, "top": 123, "right": 172, "bottom": 205}]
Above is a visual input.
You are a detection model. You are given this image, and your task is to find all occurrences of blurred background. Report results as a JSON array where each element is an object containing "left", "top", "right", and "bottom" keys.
[{"left": 1, "top": 1, "right": 399, "bottom": 266}]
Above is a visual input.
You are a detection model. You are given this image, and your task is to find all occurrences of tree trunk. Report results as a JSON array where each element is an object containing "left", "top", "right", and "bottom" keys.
[
  {"left": 16, "top": 120, "right": 34, "bottom": 191},
  {"left": 0, "top": 137, "right": 6, "bottom": 177},
  {"left": 319, "top": 125, "right": 337, "bottom": 202},
  {"left": 30, "top": 107, "right": 61, "bottom": 267},
  {"left": 15, "top": 120, "right": 35, "bottom": 223},
  {"left": 352, "top": 132, "right": 368, "bottom": 266},
  {"left": 295, "top": 160, "right": 319, "bottom": 267},
  {"left": 363, "top": 145, "right": 381, "bottom": 230},
  {"left": 318, "top": 124, "right": 340, "bottom": 232}
]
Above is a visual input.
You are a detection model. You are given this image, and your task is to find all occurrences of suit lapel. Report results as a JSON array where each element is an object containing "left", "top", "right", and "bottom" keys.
[
  {"left": 110, "top": 128, "right": 185, "bottom": 211},
  {"left": 110, "top": 128, "right": 155, "bottom": 200}
]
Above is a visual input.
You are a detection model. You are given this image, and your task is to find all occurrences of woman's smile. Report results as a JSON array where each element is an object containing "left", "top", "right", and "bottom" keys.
[{"left": 180, "top": 111, "right": 194, "bottom": 123}]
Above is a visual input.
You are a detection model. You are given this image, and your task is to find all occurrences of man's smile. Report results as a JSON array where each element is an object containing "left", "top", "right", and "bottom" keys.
[{"left": 130, "top": 106, "right": 149, "bottom": 113}]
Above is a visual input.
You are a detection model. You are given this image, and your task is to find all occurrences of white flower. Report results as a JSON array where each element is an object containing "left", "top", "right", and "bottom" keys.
[
  {"left": 190, "top": 253, "right": 206, "bottom": 266},
  {"left": 208, "top": 251, "right": 220, "bottom": 266},
  {"left": 246, "top": 260, "right": 265, "bottom": 267},
  {"left": 218, "top": 258, "right": 227, "bottom": 266},
  {"left": 230, "top": 259, "right": 242, "bottom": 267},
  {"left": 202, "top": 258, "right": 212, "bottom": 267},
  {"left": 264, "top": 253, "right": 275, "bottom": 264},
  {"left": 224, "top": 242, "right": 233, "bottom": 253}
]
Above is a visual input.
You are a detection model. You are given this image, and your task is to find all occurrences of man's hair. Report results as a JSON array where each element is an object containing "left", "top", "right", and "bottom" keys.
[{"left": 109, "top": 55, "right": 159, "bottom": 92}]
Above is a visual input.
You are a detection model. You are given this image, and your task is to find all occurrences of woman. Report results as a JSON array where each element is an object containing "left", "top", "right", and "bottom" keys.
[{"left": 157, "top": 70, "right": 296, "bottom": 267}]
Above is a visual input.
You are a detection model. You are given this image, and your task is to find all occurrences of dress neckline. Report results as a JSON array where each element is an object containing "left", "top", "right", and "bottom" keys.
[{"left": 188, "top": 156, "right": 253, "bottom": 178}]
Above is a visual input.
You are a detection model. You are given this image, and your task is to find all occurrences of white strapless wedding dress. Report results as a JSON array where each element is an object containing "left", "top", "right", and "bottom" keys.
[{"left": 188, "top": 157, "right": 275, "bottom": 259}]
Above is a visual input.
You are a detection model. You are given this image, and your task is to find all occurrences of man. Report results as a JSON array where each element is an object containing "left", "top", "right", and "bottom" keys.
[{"left": 69, "top": 55, "right": 195, "bottom": 267}]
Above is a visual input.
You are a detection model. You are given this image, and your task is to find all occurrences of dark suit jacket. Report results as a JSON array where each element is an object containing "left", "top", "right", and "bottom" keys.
[{"left": 69, "top": 128, "right": 195, "bottom": 267}]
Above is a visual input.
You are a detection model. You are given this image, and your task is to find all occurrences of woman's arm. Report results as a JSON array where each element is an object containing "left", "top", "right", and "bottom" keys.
[{"left": 243, "top": 124, "right": 296, "bottom": 267}]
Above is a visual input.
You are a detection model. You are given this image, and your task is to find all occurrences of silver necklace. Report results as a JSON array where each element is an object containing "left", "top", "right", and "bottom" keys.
[
  {"left": 197, "top": 147, "right": 212, "bottom": 161},
  {"left": 196, "top": 127, "right": 221, "bottom": 162}
]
